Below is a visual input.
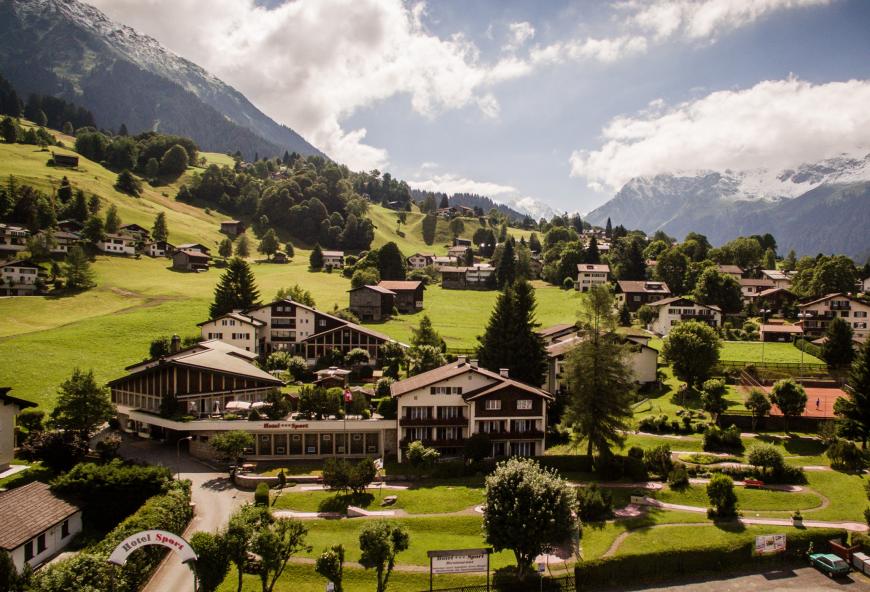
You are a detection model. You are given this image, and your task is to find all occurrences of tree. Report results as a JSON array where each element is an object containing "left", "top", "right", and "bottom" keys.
[
  {"left": 769, "top": 379, "right": 808, "bottom": 433},
  {"left": 495, "top": 238, "right": 516, "bottom": 289},
  {"left": 50, "top": 368, "right": 113, "bottom": 438},
  {"left": 114, "top": 170, "right": 142, "bottom": 196},
  {"left": 835, "top": 339, "right": 870, "bottom": 448},
  {"left": 693, "top": 267, "right": 742, "bottom": 314},
  {"left": 358, "top": 521, "right": 410, "bottom": 592},
  {"left": 210, "top": 430, "right": 254, "bottom": 471},
  {"left": 663, "top": 320, "right": 721, "bottom": 387},
  {"left": 250, "top": 517, "right": 310, "bottom": 592},
  {"left": 235, "top": 234, "right": 251, "bottom": 257},
  {"left": 218, "top": 238, "right": 233, "bottom": 259},
  {"left": 746, "top": 443, "right": 784, "bottom": 477},
  {"left": 315, "top": 544, "right": 345, "bottom": 592},
  {"left": 822, "top": 317, "right": 855, "bottom": 369},
  {"left": 64, "top": 245, "right": 95, "bottom": 290},
  {"left": 160, "top": 144, "right": 190, "bottom": 178},
  {"left": 706, "top": 474, "right": 737, "bottom": 517},
  {"left": 275, "top": 284, "right": 316, "bottom": 307},
  {"left": 104, "top": 204, "right": 121, "bottom": 234},
  {"left": 701, "top": 378, "right": 728, "bottom": 424},
  {"left": 483, "top": 458, "right": 577, "bottom": 580},
  {"left": 377, "top": 241, "right": 406, "bottom": 281},
  {"left": 210, "top": 257, "right": 260, "bottom": 318},
  {"left": 151, "top": 212, "right": 168, "bottom": 242},
  {"left": 189, "top": 532, "right": 230, "bottom": 592},
  {"left": 744, "top": 388, "right": 772, "bottom": 432},
  {"left": 310, "top": 243, "right": 324, "bottom": 270},
  {"left": 258, "top": 229, "right": 280, "bottom": 260}
]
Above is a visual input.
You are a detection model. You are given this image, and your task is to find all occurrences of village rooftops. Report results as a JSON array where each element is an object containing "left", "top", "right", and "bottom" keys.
[
  {"left": 0, "top": 482, "right": 81, "bottom": 552},
  {"left": 617, "top": 280, "right": 671, "bottom": 294}
]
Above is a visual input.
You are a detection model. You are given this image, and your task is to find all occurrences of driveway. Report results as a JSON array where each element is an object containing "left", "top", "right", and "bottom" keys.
[{"left": 119, "top": 437, "right": 250, "bottom": 592}]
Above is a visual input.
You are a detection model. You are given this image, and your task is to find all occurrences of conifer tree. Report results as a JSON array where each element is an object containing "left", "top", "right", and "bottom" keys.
[
  {"left": 310, "top": 243, "right": 324, "bottom": 270},
  {"left": 152, "top": 212, "right": 168, "bottom": 242},
  {"left": 209, "top": 257, "right": 261, "bottom": 318},
  {"left": 495, "top": 238, "right": 516, "bottom": 289}
]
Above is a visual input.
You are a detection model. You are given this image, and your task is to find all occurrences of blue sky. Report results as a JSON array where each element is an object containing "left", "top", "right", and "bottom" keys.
[{"left": 88, "top": 0, "right": 870, "bottom": 215}]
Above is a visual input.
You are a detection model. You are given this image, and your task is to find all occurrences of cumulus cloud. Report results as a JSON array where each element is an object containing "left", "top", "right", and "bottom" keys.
[
  {"left": 407, "top": 174, "right": 517, "bottom": 196},
  {"left": 569, "top": 77, "right": 870, "bottom": 190}
]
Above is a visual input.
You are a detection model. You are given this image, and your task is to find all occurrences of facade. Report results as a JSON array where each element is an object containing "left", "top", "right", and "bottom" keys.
[
  {"left": 198, "top": 312, "right": 265, "bottom": 353},
  {"left": 220, "top": 220, "right": 246, "bottom": 237},
  {"left": 1, "top": 388, "right": 36, "bottom": 471},
  {"left": 0, "top": 259, "right": 43, "bottom": 296},
  {"left": 799, "top": 293, "right": 870, "bottom": 342},
  {"left": 739, "top": 278, "right": 776, "bottom": 302},
  {"left": 348, "top": 285, "right": 396, "bottom": 322},
  {"left": 322, "top": 251, "right": 345, "bottom": 269},
  {"left": 759, "top": 323, "right": 804, "bottom": 343},
  {"left": 761, "top": 269, "right": 793, "bottom": 289},
  {"left": 576, "top": 263, "right": 610, "bottom": 292},
  {"left": 646, "top": 297, "right": 722, "bottom": 336},
  {"left": 98, "top": 233, "right": 137, "bottom": 255},
  {"left": 0, "top": 482, "right": 82, "bottom": 571},
  {"left": 377, "top": 280, "right": 424, "bottom": 313},
  {"left": 391, "top": 359, "right": 552, "bottom": 461},
  {"left": 172, "top": 249, "right": 210, "bottom": 272},
  {"left": 407, "top": 253, "right": 435, "bottom": 269},
  {"left": 0, "top": 224, "right": 29, "bottom": 255},
  {"left": 145, "top": 240, "right": 175, "bottom": 258},
  {"left": 616, "top": 280, "right": 672, "bottom": 312}
]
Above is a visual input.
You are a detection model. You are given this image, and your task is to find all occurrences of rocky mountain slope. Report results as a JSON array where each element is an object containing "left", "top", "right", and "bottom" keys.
[{"left": 0, "top": 0, "right": 323, "bottom": 159}]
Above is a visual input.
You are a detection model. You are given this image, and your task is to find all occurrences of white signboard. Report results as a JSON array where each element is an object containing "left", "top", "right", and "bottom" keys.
[
  {"left": 754, "top": 534, "right": 786, "bottom": 555},
  {"left": 108, "top": 529, "right": 197, "bottom": 566},
  {"left": 429, "top": 549, "right": 489, "bottom": 574}
]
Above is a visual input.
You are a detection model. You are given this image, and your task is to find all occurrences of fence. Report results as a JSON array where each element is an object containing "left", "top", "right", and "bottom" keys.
[{"left": 423, "top": 575, "right": 575, "bottom": 592}]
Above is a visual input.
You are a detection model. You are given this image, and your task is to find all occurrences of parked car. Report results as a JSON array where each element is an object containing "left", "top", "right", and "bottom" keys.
[{"left": 810, "top": 553, "right": 851, "bottom": 577}]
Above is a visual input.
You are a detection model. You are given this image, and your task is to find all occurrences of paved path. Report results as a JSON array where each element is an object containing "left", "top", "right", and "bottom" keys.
[{"left": 119, "top": 438, "right": 250, "bottom": 592}]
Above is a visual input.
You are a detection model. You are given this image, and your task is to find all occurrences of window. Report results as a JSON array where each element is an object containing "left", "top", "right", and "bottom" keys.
[
  {"left": 485, "top": 399, "right": 501, "bottom": 411},
  {"left": 61, "top": 520, "right": 70, "bottom": 538},
  {"left": 516, "top": 400, "right": 532, "bottom": 410}
]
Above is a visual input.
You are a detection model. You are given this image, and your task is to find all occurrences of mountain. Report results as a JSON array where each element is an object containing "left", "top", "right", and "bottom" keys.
[
  {"left": 0, "top": 0, "right": 324, "bottom": 159},
  {"left": 586, "top": 153, "right": 870, "bottom": 260}
]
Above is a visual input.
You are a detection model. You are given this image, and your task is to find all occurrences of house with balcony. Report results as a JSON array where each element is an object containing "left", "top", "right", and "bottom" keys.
[
  {"left": 616, "top": 280, "right": 671, "bottom": 312},
  {"left": 377, "top": 280, "right": 425, "bottom": 313},
  {"left": 798, "top": 293, "right": 870, "bottom": 342},
  {"left": 0, "top": 223, "right": 30, "bottom": 256},
  {"left": 645, "top": 296, "right": 722, "bottom": 336},
  {"left": 348, "top": 285, "right": 396, "bottom": 321},
  {"left": 391, "top": 358, "right": 552, "bottom": 461},
  {"left": 0, "top": 259, "right": 44, "bottom": 296},
  {"left": 576, "top": 263, "right": 610, "bottom": 292}
]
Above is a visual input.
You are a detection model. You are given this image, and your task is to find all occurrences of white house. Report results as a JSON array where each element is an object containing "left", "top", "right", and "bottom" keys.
[
  {"left": 322, "top": 250, "right": 345, "bottom": 269},
  {"left": 0, "top": 259, "right": 43, "bottom": 296},
  {"left": 198, "top": 311, "right": 266, "bottom": 353},
  {"left": 97, "top": 233, "right": 137, "bottom": 255},
  {"left": 1, "top": 388, "right": 36, "bottom": 471},
  {"left": 391, "top": 358, "right": 552, "bottom": 461},
  {"left": 0, "top": 481, "right": 83, "bottom": 571},
  {"left": 407, "top": 253, "right": 435, "bottom": 269},
  {"left": 646, "top": 296, "right": 722, "bottom": 336},
  {"left": 576, "top": 263, "right": 610, "bottom": 292}
]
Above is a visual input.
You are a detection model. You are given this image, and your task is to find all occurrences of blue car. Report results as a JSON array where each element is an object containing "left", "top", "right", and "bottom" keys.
[{"left": 810, "top": 553, "right": 850, "bottom": 577}]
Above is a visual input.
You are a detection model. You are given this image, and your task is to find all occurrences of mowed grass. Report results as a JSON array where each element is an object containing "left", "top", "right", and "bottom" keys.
[
  {"left": 273, "top": 482, "right": 484, "bottom": 514},
  {"left": 719, "top": 341, "right": 824, "bottom": 365}
]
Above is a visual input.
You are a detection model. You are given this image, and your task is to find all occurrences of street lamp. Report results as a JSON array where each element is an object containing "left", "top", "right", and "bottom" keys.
[{"left": 176, "top": 435, "right": 193, "bottom": 480}]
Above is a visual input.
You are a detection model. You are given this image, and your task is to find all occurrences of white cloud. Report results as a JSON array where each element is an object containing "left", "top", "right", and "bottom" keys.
[
  {"left": 569, "top": 77, "right": 870, "bottom": 191},
  {"left": 407, "top": 174, "right": 517, "bottom": 196},
  {"left": 503, "top": 21, "right": 535, "bottom": 52}
]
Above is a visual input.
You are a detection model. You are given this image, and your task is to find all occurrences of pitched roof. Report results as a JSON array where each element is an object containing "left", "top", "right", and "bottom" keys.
[
  {"left": 0, "top": 482, "right": 80, "bottom": 550},
  {"left": 377, "top": 280, "right": 424, "bottom": 292},
  {"left": 617, "top": 280, "right": 671, "bottom": 294},
  {"left": 0, "top": 387, "right": 37, "bottom": 409}
]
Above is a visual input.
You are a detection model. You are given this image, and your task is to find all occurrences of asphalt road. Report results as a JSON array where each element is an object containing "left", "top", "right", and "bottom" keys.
[{"left": 119, "top": 438, "right": 249, "bottom": 592}]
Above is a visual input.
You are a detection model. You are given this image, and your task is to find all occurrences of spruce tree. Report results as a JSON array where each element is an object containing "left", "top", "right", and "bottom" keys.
[
  {"left": 309, "top": 243, "right": 324, "bottom": 270},
  {"left": 209, "top": 257, "right": 260, "bottom": 318},
  {"left": 835, "top": 339, "right": 870, "bottom": 447},
  {"left": 152, "top": 212, "right": 168, "bottom": 242},
  {"left": 496, "top": 239, "right": 516, "bottom": 289}
]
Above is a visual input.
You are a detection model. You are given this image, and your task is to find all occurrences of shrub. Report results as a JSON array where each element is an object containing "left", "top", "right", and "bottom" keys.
[
  {"left": 254, "top": 482, "right": 270, "bottom": 506},
  {"left": 703, "top": 425, "right": 743, "bottom": 452},
  {"left": 577, "top": 484, "right": 613, "bottom": 522}
]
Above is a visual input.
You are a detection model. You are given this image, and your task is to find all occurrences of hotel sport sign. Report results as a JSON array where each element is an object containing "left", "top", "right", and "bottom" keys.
[{"left": 108, "top": 529, "right": 197, "bottom": 566}]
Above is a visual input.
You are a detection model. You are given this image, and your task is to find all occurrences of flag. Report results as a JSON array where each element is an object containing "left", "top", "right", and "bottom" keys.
[{"left": 344, "top": 389, "right": 353, "bottom": 403}]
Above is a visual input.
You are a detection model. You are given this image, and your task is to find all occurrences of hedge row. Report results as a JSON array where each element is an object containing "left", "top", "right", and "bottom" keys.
[
  {"left": 576, "top": 527, "right": 846, "bottom": 589},
  {"left": 30, "top": 480, "right": 193, "bottom": 592}
]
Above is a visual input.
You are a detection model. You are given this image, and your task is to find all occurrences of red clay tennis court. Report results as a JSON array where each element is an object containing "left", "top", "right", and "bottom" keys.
[{"left": 741, "top": 385, "right": 847, "bottom": 419}]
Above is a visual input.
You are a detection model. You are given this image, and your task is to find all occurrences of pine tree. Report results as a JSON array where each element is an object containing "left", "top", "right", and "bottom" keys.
[
  {"left": 310, "top": 243, "right": 324, "bottom": 270},
  {"left": 152, "top": 212, "right": 168, "bottom": 242},
  {"left": 835, "top": 339, "right": 870, "bottom": 447},
  {"left": 209, "top": 257, "right": 261, "bottom": 318},
  {"left": 495, "top": 238, "right": 516, "bottom": 289},
  {"left": 64, "top": 245, "right": 95, "bottom": 291},
  {"left": 104, "top": 205, "right": 121, "bottom": 234}
]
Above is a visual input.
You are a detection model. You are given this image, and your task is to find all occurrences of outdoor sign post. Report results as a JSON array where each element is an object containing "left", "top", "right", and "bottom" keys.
[
  {"left": 427, "top": 548, "right": 492, "bottom": 591},
  {"left": 107, "top": 529, "right": 198, "bottom": 592}
]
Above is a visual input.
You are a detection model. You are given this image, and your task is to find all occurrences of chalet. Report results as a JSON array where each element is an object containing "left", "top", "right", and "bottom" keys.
[
  {"left": 576, "top": 263, "right": 610, "bottom": 292},
  {"left": 0, "top": 224, "right": 29, "bottom": 255},
  {"left": 717, "top": 265, "right": 744, "bottom": 280},
  {"left": 50, "top": 152, "right": 79, "bottom": 167},
  {"left": 739, "top": 278, "right": 776, "bottom": 302},
  {"left": 391, "top": 359, "right": 552, "bottom": 461},
  {"left": 759, "top": 324, "right": 804, "bottom": 343},
  {"left": 761, "top": 269, "right": 793, "bottom": 289},
  {"left": 144, "top": 240, "right": 175, "bottom": 258},
  {"left": 119, "top": 224, "right": 151, "bottom": 241},
  {"left": 176, "top": 243, "right": 211, "bottom": 255},
  {"left": 0, "top": 259, "right": 43, "bottom": 296},
  {"left": 110, "top": 339, "right": 285, "bottom": 422},
  {"left": 407, "top": 253, "right": 435, "bottom": 269},
  {"left": 314, "top": 366, "right": 351, "bottom": 388},
  {"left": 798, "top": 293, "right": 870, "bottom": 342},
  {"left": 220, "top": 220, "right": 246, "bottom": 237},
  {"left": 754, "top": 287, "right": 799, "bottom": 313},
  {"left": 0, "top": 482, "right": 82, "bottom": 571},
  {"left": 198, "top": 311, "right": 266, "bottom": 353},
  {"left": 348, "top": 285, "right": 396, "bottom": 322},
  {"left": 1, "top": 387, "right": 36, "bottom": 471},
  {"left": 544, "top": 334, "right": 658, "bottom": 394},
  {"left": 377, "top": 280, "right": 424, "bottom": 313},
  {"left": 172, "top": 248, "right": 210, "bottom": 272},
  {"left": 43, "top": 230, "right": 80, "bottom": 256},
  {"left": 645, "top": 296, "right": 722, "bottom": 336},
  {"left": 97, "top": 233, "right": 137, "bottom": 255},
  {"left": 56, "top": 219, "right": 84, "bottom": 234},
  {"left": 616, "top": 280, "right": 671, "bottom": 312},
  {"left": 322, "top": 250, "right": 345, "bottom": 269}
]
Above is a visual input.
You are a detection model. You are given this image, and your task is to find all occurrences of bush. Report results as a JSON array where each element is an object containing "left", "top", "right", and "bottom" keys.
[
  {"left": 703, "top": 425, "right": 743, "bottom": 452},
  {"left": 254, "top": 482, "right": 270, "bottom": 506},
  {"left": 577, "top": 484, "right": 613, "bottom": 522}
]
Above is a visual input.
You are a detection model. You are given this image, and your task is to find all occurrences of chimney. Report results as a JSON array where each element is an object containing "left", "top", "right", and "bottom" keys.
[
  {"left": 499, "top": 368, "right": 510, "bottom": 378},
  {"left": 170, "top": 334, "right": 181, "bottom": 353},
  {"left": 470, "top": 359, "right": 478, "bottom": 369}
]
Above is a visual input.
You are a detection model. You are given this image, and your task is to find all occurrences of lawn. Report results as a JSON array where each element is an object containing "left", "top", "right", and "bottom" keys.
[
  {"left": 273, "top": 482, "right": 484, "bottom": 514},
  {"left": 719, "top": 341, "right": 824, "bottom": 365}
]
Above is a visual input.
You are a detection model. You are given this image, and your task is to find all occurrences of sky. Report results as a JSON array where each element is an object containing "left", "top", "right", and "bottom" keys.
[{"left": 84, "top": 0, "right": 870, "bottom": 216}]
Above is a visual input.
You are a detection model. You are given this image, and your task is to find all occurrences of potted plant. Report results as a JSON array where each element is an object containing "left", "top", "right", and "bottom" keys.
[{"left": 792, "top": 510, "right": 803, "bottom": 527}]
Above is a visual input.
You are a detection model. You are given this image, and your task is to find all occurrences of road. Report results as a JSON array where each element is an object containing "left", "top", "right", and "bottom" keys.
[
  {"left": 119, "top": 438, "right": 249, "bottom": 592},
  {"left": 601, "top": 565, "right": 870, "bottom": 591}
]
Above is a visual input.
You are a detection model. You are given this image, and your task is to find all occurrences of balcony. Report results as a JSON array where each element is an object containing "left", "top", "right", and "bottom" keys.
[{"left": 399, "top": 416, "right": 466, "bottom": 427}]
